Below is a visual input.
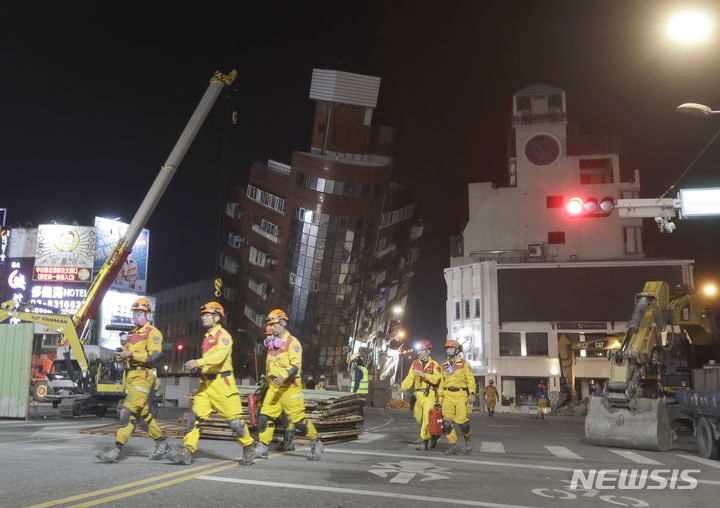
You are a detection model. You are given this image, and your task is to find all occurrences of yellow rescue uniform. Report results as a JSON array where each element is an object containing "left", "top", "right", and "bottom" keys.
[
  {"left": 439, "top": 356, "right": 475, "bottom": 444},
  {"left": 258, "top": 329, "right": 318, "bottom": 444},
  {"left": 484, "top": 385, "right": 499, "bottom": 410},
  {"left": 183, "top": 324, "right": 252, "bottom": 452},
  {"left": 401, "top": 356, "right": 441, "bottom": 440},
  {"left": 117, "top": 323, "right": 164, "bottom": 444}
]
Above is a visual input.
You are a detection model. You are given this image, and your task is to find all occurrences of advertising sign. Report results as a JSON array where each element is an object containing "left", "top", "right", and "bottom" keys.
[
  {"left": 2, "top": 257, "right": 89, "bottom": 317},
  {"left": 98, "top": 290, "right": 156, "bottom": 350},
  {"left": 94, "top": 217, "right": 150, "bottom": 293},
  {"left": 34, "top": 225, "right": 95, "bottom": 282}
]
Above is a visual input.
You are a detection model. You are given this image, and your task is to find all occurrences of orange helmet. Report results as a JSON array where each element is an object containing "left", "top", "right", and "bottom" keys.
[
  {"left": 444, "top": 339, "right": 460, "bottom": 348},
  {"left": 266, "top": 309, "right": 288, "bottom": 325},
  {"left": 489, "top": 379, "right": 494, "bottom": 384},
  {"left": 131, "top": 297, "right": 152, "bottom": 313},
  {"left": 200, "top": 301, "right": 225, "bottom": 318},
  {"left": 417, "top": 340, "right": 432, "bottom": 352},
  {"left": 538, "top": 383, "right": 544, "bottom": 388}
]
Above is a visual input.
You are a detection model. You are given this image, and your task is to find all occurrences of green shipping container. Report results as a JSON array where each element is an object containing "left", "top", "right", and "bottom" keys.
[{"left": 0, "top": 323, "right": 33, "bottom": 419}]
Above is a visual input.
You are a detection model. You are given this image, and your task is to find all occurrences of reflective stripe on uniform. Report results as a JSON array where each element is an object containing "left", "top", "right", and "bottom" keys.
[{"left": 134, "top": 386, "right": 149, "bottom": 393}]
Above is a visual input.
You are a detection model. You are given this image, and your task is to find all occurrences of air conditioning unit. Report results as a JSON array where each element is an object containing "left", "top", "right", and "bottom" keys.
[{"left": 527, "top": 243, "right": 544, "bottom": 258}]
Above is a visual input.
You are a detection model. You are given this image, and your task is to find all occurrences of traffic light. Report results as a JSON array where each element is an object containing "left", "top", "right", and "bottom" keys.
[
  {"left": 176, "top": 344, "right": 184, "bottom": 351},
  {"left": 566, "top": 196, "right": 615, "bottom": 218}
]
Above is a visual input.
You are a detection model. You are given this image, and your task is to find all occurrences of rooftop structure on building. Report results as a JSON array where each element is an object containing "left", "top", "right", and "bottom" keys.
[{"left": 220, "top": 69, "right": 422, "bottom": 382}]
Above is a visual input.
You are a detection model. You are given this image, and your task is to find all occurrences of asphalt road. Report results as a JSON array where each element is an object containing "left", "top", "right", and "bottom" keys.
[{"left": 0, "top": 404, "right": 718, "bottom": 508}]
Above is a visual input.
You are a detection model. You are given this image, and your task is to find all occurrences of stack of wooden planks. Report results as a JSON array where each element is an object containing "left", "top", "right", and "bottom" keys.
[{"left": 187, "top": 386, "right": 364, "bottom": 444}]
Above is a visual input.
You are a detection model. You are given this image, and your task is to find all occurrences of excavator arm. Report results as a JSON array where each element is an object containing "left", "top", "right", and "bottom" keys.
[
  {"left": 586, "top": 281, "right": 720, "bottom": 451},
  {"left": 1, "top": 299, "right": 88, "bottom": 373}
]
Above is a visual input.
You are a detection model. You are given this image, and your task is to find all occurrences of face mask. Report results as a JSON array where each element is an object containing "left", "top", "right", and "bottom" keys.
[
  {"left": 264, "top": 336, "right": 284, "bottom": 349},
  {"left": 131, "top": 313, "right": 147, "bottom": 326}
]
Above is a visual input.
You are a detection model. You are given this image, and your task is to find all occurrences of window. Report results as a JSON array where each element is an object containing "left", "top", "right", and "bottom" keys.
[
  {"left": 548, "top": 231, "right": 565, "bottom": 244},
  {"left": 228, "top": 232, "right": 242, "bottom": 248},
  {"left": 579, "top": 158, "right": 613, "bottom": 184},
  {"left": 454, "top": 301, "right": 460, "bottom": 321},
  {"left": 310, "top": 280, "right": 320, "bottom": 291},
  {"left": 248, "top": 275, "right": 266, "bottom": 297},
  {"left": 246, "top": 184, "right": 285, "bottom": 213},
  {"left": 260, "top": 219, "right": 279, "bottom": 238},
  {"left": 546, "top": 196, "right": 563, "bottom": 208},
  {"left": 525, "top": 333, "right": 548, "bottom": 356},
  {"left": 515, "top": 377, "right": 546, "bottom": 406},
  {"left": 464, "top": 300, "right": 470, "bottom": 319},
  {"left": 289, "top": 272, "right": 296, "bottom": 285},
  {"left": 243, "top": 304, "right": 264, "bottom": 328},
  {"left": 624, "top": 227, "right": 643, "bottom": 254},
  {"left": 500, "top": 333, "right": 522, "bottom": 356},
  {"left": 249, "top": 246, "right": 267, "bottom": 267},
  {"left": 474, "top": 298, "right": 481, "bottom": 318}
]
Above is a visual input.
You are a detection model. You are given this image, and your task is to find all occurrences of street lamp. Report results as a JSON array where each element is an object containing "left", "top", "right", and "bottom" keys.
[
  {"left": 392, "top": 305, "right": 403, "bottom": 316},
  {"left": 666, "top": 11, "right": 713, "bottom": 44},
  {"left": 704, "top": 283, "right": 718, "bottom": 297},
  {"left": 677, "top": 103, "right": 720, "bottom": 117}
]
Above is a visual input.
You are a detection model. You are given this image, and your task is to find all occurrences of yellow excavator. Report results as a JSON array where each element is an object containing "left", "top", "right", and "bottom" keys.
[
  {"left": 555, "top": 332, "right": 623, "bottom": 408},
  {"left": 585, "top": 281, "right": 720, "bottom": 451},
  {"left": 0, "top": 70, "right": 237, "bottom": 417}
]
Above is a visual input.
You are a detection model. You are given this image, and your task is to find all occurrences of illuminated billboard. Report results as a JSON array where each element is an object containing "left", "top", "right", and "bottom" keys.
[
  {"left": 2, "top": 257, "right": 89, "bottom": 316},
  {"left": 98, "top": 290, "right": 156, "bottom": 350},
  {"left": 94, "top": 217, "right": 150, "bottom": 293},
  {"left": 679, "top": 188, "right": 720, "bottom": 218},
  {"left": 34, "top": 225, "right": 95, "bottom": 282}
]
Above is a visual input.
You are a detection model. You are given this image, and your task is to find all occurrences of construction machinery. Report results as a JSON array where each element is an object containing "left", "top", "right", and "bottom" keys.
[
  {"left": 554, "top": 332, "right": 623, "bottom": 409},
  {"left": 0, "top": 70, "right": 237, "bottom": 417},
  {"left": 585, "top": 281, "right": 720, "bottom": 451}
]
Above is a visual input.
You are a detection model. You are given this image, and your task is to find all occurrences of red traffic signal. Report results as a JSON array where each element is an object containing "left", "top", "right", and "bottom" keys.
[
  {"left": 176, "top": 344, "right": 184, "bottom": 351},
  {"left": 566, "top": 196, "right": 614, "bottom": 218}
]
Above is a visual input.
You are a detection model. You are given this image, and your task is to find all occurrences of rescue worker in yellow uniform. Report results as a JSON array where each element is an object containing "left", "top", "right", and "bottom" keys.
[
  {"left": 261, "top": 324, "right": 296, "bottom": 452},
  {"left": 255, "top": 309, "right": 323, "bottom": 461},
  {"left": 167, "top": 302, "right": 255, "bottom": 466},
  {"left": 317, "top": 375, "right": 326, "bottom": 390},
  {"left": 97, "top": 298, "right": 171, "bottom": 463},
  {"left": 439, "top": 339, "right": 476, "bottom": 455},
  {"left": 401, "top": 339, "right": 441, "bottom": 451},
  {"left": 484, "top": 379, "right": 499, "bottom": 417}
]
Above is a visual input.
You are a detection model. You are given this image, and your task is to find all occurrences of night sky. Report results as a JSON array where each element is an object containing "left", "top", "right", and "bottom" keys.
[{"left": 3, "top": 1, "right": 720, "bottom": 347}]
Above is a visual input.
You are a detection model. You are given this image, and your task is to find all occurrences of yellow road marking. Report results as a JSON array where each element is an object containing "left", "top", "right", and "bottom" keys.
[
  {"left": 25, "top": 460, "right": 232, "bottom": 508},
  {"left": 27, "top": 449, "right": 302, "bottom": 508},
  {"left": 67, "top": 462, "right": 239, "bottom": 508}
]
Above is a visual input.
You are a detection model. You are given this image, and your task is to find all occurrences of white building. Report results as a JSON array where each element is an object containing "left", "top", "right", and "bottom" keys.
[{"left": 444, "top": 84, "right": 694, "bottom": 410}]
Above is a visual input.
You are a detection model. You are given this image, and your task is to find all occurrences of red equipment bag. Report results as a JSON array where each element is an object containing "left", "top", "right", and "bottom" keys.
[
  {"left": 247, "top": 394, "right": 257, "bottom": 427},
  {"left": 428, "top": 406, "right": 443, "bottom": 436}
]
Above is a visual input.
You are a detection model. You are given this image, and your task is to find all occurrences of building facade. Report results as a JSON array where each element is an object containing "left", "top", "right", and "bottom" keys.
[
  {"left": 151, "top": 279, "right": 218, "bottom": 374},
  {"left": 445, "top": 84, "right": 694, "bottom": 409},
  {"left": 220, "top": 70, "right": 422, "bottom": 381}
]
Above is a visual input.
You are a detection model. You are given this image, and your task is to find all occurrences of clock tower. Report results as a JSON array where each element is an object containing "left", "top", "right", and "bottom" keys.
[{"left": 508, "top": 84, "right": 567, "bottom": 187}]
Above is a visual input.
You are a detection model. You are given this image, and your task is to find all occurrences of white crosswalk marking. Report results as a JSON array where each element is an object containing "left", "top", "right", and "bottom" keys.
[
  {"left": 480, "top": 441, "right": 505, "bottom": 453},
  {"left": 357, "top": 433, "right": 387, "bottom": 443},
  {"left": 544, "top": 445, "right": 582, "bottom": 460},
  {"left": 677, "top": 453, "right": 720, "bottom": 470},
  {"left": 609, "top": 449, "right": 664, "bottom": 465}
]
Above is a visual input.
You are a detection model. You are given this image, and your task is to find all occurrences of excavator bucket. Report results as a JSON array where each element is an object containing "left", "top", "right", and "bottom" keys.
[{"left": 585, "top": 396, "right": 675, "bottom": 451}]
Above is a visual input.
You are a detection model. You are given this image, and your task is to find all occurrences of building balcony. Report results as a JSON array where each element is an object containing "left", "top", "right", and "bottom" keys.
[
  {"left": 375, "top": 243, "right": 396, "bottom": 258},
  {"left": 252, "top": 224, "right": 280, "bottom": 243}
]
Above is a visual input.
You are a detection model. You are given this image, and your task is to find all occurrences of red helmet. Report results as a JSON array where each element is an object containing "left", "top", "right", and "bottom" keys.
[
  {"left": 200, "top": 301, "right": 225, "bottom": 318},
  {"left": 131, "top": 297, "right": 152, "bottom": 313},
  {"left": 266, "top": 309, "right": 288, "bottom": 325},
  {"left": 538, "top": 383, "right": 544, "bottom": 388},
  {"left": 444, "top": 339, "right": 460, "bottom": 348},
  {"left": 417, "top": 340, "right": 432, "bottom": 352}
]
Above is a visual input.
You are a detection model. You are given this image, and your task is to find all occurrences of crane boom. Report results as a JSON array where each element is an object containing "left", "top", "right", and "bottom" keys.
[{"left": 73, "top": 70, "right": 237, "bottom": 333}]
